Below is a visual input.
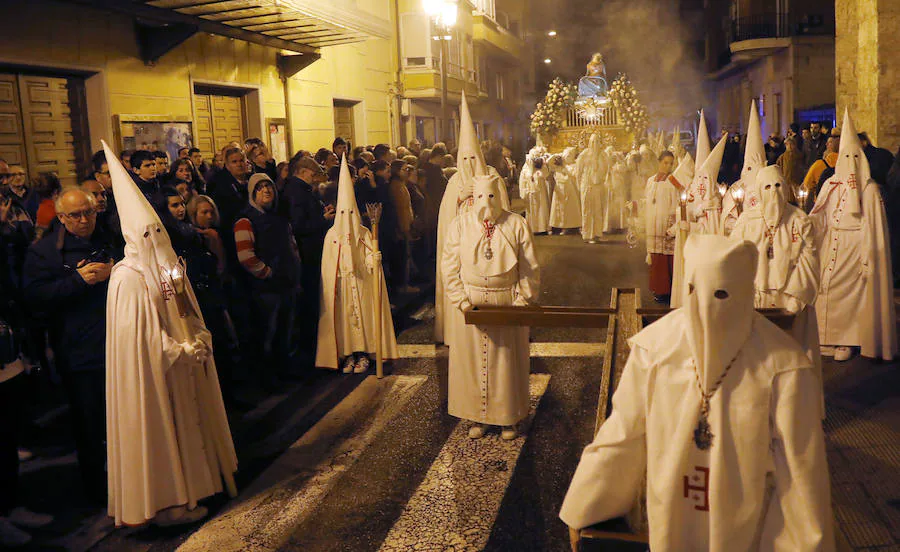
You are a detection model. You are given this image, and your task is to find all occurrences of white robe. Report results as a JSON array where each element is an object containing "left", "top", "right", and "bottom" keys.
[
  {"left": 810, "top": 179, "right": 898, "bottom": 358},
  {"left": 644, "top": 175, "right": 679, "bottom": 255},
  {"left": 441, "top": 210, "right": 540, "bottom": 425},
  {"left": 549, "top": 165, "right": 581, "bottom": 230},
  {"left": 732, "top": 205, "right": 823, "bottom": 389},
  {"left": 560, "top": 310, "right": 835, "bottom": 551},
  {"left": 578, "top": 152, "right": 607, "bottom": 240},
  {"left": 603, "top": 161, "right": 628, "bottom": 232},
  {"left": 316, "top": 227, "right": 398, "bottom": 368},
  {"left": 434, "top": 166, "right": 509, "bottom": 344},
  {"left": 522, "top": 169, "right": 551, "bottom": 234},
  {"left": 106, "top": 261, "right": 237, "bottom": 527}
]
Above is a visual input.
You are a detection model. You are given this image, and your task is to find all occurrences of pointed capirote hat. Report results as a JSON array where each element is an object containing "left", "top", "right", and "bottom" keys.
[
  {"left": 834, "top": 108, "right": 870, "bottom": 215},
  {"left": 456, "top": 90, "right": 487, "bottom": 174},
  {"left": 700, "top": 134, "right": 727, "bottom": 187},
  {"left": 101, "top": 139, "right": 164, "bottom": 247},
  {"left": 742, "top": 100, "right": 766, "bottom": 180},
  {"left": 695, "top": 109, "right": 711, "bottom": 172},
  {"left": 334, "top": 154, "right": 362, "bottom": 240}
]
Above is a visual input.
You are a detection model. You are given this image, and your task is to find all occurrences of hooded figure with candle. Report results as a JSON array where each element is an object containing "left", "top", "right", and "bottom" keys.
[
  {"left": 720, "top": 101, "right": 767, "bottom": 236},
  {"left": 316, "top": 156, "right": 398, "bottom": 372},
  {"left": 560, "top": 234, "right": 834, "bottom": 551},
  {"left": 731, "top": 165, "right": 822, "bottom": 397},
  {"left": 434, "top": 92, "right": 509, "bottom": 345},
  {"left": 810, "top": 110, "right": 897, "bottom": 362},
  {"left": 441, "top": 174, "right": 540, "bottom": 440},
  {"left": 576, "top": 134, "right": 608, "bottom": 242},
  {"left": 102, "top": 141, "right": 237, "bottom": 527}
]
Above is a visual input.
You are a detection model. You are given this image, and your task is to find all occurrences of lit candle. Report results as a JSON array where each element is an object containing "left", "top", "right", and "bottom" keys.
[
  {"left": 718, "top": 184, "right": 726, "bottom": 198},
  {"left": 680, "top": 191, "right": 688, "bottom": 221},
  {"left": 732, "top": 188, "right": 744, "bottom": 215}
]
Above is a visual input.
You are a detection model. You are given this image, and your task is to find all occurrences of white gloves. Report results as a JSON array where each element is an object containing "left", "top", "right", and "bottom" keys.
[
  {"left": 645, "top": 253, "right": 652, "bottom": 266},
  {"left": 366, "top": 251, "right": 383, "bottom": 271},
  {"left": 182, "top": 340, "right": 210, "bottom": 365},
  {"left": 679, "top": 220, "right": 690, "bottom": 231},
  {"left": 459, "top": 300, "right": 474, "bottom": 313}
]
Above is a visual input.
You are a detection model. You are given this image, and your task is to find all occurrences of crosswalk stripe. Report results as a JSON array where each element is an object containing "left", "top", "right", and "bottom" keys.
[
  {"left": 177, "top": 375, "right": 428, "bottom": 552},
  {"left": 397, "top": 343, "right": 604, "bottom": 358},
  {"left": 377, "top": 374, "right": 551, "bottom": 552}
]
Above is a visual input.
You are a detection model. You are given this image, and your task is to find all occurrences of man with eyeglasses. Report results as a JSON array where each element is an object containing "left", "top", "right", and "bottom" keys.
[{"left": 22, "top": 188, "right": 123, "bottom": 505}]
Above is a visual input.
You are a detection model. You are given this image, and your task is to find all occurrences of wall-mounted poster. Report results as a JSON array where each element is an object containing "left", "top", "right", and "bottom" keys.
[
  {"left": 268, "top": 118, "right": 288, "bottom": 164},
  {"left": 114, "top": 115, "right": 194, "bottom": 162}
]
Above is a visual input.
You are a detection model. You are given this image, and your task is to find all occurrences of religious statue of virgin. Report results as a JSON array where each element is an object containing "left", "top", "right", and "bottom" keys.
[{"left": 578, "top": 53, "right": 608, "bottom": 99}]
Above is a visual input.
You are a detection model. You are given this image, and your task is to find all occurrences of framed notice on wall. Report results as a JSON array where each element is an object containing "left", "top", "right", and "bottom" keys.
[
  {"left": 267, "top": 118, "right": 288, "bottom": 163},
  {"left": 114, "top": 114, "right": 194, "bottom": 163}
]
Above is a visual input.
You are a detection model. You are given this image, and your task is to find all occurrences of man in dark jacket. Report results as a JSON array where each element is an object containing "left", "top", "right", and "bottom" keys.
[
  {"left": 282, "top": 157, "right": 334, "bottom": 358},
  {"left": 859, "top": 132, "right": 895, "bottom": 187},
  {"left": 22, "top": 188, "right": 122, "bottom": 504},
  {"left": 129, "top": 150, "right": 161, "bottom": 206}
]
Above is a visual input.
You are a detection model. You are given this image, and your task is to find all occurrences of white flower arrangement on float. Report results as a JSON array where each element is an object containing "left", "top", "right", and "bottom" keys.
[
  {"left": 530, "top": 77, "right": 577, "bottom": 138},
  {"left": 607, "top": 73, "right": 649, "bottom": 137}
]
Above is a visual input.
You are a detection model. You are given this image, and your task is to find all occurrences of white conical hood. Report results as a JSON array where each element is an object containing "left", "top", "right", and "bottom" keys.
[
  {"left": 695, "top": 110, "right": 711, "bottom": 172},
  {"left": 670, "top": 151, "right": 694, "bottom": 191},
  {"left": 456, "top": 91, "right": 487, "bottom": 181},
  {"left": 102, "top": 139, "right": 183, "bottom": 325},
  {"left": 334, "top": 154, "right": 362, "bottom": 241},
  {"left": 683, "top": 234, "right": 757, "bottom": 391},
  {"left": 833, "top": 108, "right": 869, "bottom": 216},
  {"left": 102, "top": 139, "right": 166, "bottom": 249},
  {"left": 689, "top": 134, "right": 728, "bottom": 216},
  {"left": 741, "top": 100, "right": 767, "bottom": 206}
]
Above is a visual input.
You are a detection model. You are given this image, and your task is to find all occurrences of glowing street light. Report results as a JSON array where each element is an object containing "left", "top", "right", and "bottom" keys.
[
  {"left": 544, "top": 58, "right": 552, "bottom": 64},
  {"left": 423, "top": 0, "right": 458, "bottom": 141},
  {"left": 547, "top": 30, "right": 557, "bottom": 37}
]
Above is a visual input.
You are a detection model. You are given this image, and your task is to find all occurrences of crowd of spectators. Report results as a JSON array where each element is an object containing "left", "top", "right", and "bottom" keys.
[{"left": 0, "top": 134, "right": 518, "bottom": 545}]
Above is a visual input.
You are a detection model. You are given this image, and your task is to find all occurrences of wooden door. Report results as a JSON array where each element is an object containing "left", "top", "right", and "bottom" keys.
[
  {"left": 0, "top": 74, "right": 26, "bottom": 167},
  {"left": 17, "top": 75, "right": 78, "bottom": 186},
  {"left": 194, "top": 93, "right": 215, "bottom": 160},
  {"left": 211, "top": 95, "right": 244, "bottom": 152},
  {"left": 194, "top": 92, "right": 246, "bottom": 160},
  {"left": 333, "top": 104, "right": 355, "bottom": 145}
]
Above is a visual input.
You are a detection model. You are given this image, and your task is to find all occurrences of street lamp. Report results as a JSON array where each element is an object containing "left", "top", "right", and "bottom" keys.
[
  {"left": 424, "top": 0, "right": 458, "bottom": 141},
  {"left": 544, "top": 58, "right": 552, "bottom": 64},
  {"left": 547, "top": 30, "right": 557, "bottom": 37}
]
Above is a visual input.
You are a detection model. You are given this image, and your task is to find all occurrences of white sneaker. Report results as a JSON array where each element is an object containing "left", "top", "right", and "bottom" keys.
[
  {"left": 341, "top": 357, "right": 355, "bottom": 374},
  {"left": 834, "top": 346, "right": 853, "bottom": 362},
  {"left": 153, "top": 505, "right": 208, "bottom": 527},
  {"left": 0, "top": 517, "right": 31, "bottom": 548},
  {"left": 8, "top": 507, "right": 53, "bottom": 529},
  {"left": 501, "top": 426, "right": 518, "bottom": 440},
  {"left": 468, "top": 424, "right": 487, "bottom": 439},
  {"left": 353, "top": 356, "right": 370, "bottom": 374}
]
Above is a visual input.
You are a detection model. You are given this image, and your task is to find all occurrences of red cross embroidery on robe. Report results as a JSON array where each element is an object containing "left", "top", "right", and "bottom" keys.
[
  {"left": 683, "top": 466, "right": 710, "bottom": 511},
  {"left": 696, "top": 177, "right": 707, "bottom": 201},
  {"left": 792, "top": 222, "right": 800, "bottom": 243},
  {"left": 160, "top": 281, "right": 174, "bottom": 301},
  {"left": 749, "top": 196, "right": 759, "bottom": 208},
  {"left": 848, "top": 173, "right": 857, "bottom": 190}
]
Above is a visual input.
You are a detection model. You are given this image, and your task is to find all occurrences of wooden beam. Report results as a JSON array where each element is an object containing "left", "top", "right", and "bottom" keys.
[
  {"left": 277, "top": 52, "right": 320, "bottom": 78},
  {"left": 61, "top": 0, "right": 319, "bottom": 55},
  {"left": 463, "top": 305, "right": 615, "bottom": 329}
]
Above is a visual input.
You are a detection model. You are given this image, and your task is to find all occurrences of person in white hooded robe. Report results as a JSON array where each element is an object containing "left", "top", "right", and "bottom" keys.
[
  {"left": 603, "top": 152, "right": 629, "bottom": 233},
  {"left": 434, "top": 92, "right": 509, "bottom": 344},
  {"left": 810, "top": 109, "right": 898, "bottom": 362},
  {"left": 560, "top": 234, "right": 835, "bottom": 552},
  {"left": 664, "top": 154, "right": 695, "bottom": 308},
  {"left": 576, "top": 134, "right": 607, "bottom": 242},
  {"left": 731, "top": 165, "right": 823, "bottom": 390},
  {"left": 441, "top": 174, "right": 540, "bottom": 440},
  {"left": 721, "top": 101, "right": 766, "bottom": 236},
  {"left": 316, "top": 156, "right": 398, "bottom": 373},
  {"left": 521, "top": 155, "right": 551, "bottom": 234},
  {"left": 548, "top": 150, "right": 581, "bottom": 233},
  {"left": 103, "top": 141, "right": 237, "bottom": 528}
]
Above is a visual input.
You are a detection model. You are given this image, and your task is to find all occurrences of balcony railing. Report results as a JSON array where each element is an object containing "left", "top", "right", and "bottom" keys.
[{"left": 729, "top": 12, "right": 833, "bottom": 43}]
